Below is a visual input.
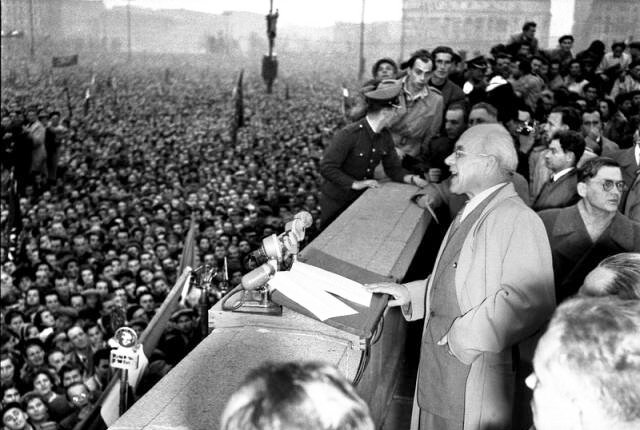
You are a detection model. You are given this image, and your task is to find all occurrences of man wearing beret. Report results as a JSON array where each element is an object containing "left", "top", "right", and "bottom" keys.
[{"left": 319, "top": 80, "right": 428, "bottom": 228}]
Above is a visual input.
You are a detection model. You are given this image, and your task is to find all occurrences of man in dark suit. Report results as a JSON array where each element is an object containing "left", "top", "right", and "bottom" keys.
[
  {"left": 539, "top": 157, "right": 640, "bottom": 304},
  {"left": 610, "top": 128, "right": 640, "bottom": 221},
  {"left": 532, "top": 130, "right": 585, "bottom": 210}
]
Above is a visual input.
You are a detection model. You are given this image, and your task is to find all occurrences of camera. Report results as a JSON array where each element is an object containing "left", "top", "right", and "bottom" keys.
[{"left": 516, "top": 121, "right": 536, "bottom": 136}]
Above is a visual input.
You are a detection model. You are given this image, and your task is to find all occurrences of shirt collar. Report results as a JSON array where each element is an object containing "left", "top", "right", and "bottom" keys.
[
  {"left": 460, "top": 183, "right": 507, "bottom": 222},
  {"left": 402, "top": 76, "right": 429, "bottom": 101},
  {"left": 635, "top": 144, "right": 640, "bottom": 166},
  {"left": 553, "top": 167, "right": 574, "bottom": 182}
]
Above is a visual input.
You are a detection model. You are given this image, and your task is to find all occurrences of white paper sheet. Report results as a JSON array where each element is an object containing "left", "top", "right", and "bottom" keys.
[
  {"left": 269, "top": 271, "right": 358, "bottom": 321},
  {"left": 290, "top": 261, "right": 372, "bottom": 307}
]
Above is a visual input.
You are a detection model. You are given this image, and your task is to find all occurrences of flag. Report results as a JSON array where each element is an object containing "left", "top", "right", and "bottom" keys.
[
  {"left": 233, "top": 69, "right": 244, "bottom": 129},
  {"left": 77, "top": 218, "right": 197, "bottom": 430},
  {"left": 52, "top": 54, "right": 78, "bottom": 68},
  {"left": 2, "top": 172, "right": 22, "bottom": 262}
]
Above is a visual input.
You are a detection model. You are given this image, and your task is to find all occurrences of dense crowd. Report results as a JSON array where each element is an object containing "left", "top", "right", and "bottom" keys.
[
  {"left": 1, "top": 52, "right": 350, "bottom": 429},
  {"left": 1, "top": 21, "right": 640, "bottom": 430}
]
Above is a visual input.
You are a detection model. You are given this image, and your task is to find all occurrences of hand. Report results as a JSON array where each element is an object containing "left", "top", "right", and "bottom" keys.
[
  {"left": 365, "top": 282, "right": 410, "bottom": 307},
  {"left": 427, "top": 168, "right": 441, "bottom": 183},
  {"left": 413, "top": 175, "right": 430, "bottom": 187},
  {"left": 351, "top": 179, "right": 379, "bottom": 190},
  {"left": 437, "top": 334, "right": 454, "bottom": 356}
]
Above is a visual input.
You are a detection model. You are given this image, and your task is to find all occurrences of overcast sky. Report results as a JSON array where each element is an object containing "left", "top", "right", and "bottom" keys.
[{"left": 103, "top": 0, "right": 574, "bottom": 35}]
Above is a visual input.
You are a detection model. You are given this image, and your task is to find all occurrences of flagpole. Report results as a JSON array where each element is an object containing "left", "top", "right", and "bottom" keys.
[
  {"left": 28, "top": 0, "right": 35, "bottom": 59},
  {"left": 127, "top": 0, "right": 132, "bottom": 62},
  {"left": 358, "top": 0, "right": 366, "bottom": 81}
]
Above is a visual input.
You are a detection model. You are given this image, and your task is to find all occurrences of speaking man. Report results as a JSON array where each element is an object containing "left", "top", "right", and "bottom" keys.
[{"left": 367, "top": 124, "right": 555, "bottom": 430}]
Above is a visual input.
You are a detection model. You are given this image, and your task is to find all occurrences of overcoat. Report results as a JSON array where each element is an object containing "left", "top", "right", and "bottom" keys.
[{"left": 404, "top": 183, "right": 555, "bottom": 430}]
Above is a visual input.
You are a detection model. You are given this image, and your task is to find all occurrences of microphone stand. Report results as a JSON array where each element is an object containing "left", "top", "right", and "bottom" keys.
[{"left": 198, "top": 265, "right": 216, "bottom": 337}]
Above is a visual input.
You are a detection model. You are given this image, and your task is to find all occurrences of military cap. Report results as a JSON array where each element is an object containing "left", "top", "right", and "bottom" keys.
[
  {"left": 467, "top": 56, "right": 488, "bottom": 70},
  {"left": 170, "top": 308, "right": 197, "bottom": 321},
  {"left": 363, "top": 79, "right": 403, "bottom": 102}
]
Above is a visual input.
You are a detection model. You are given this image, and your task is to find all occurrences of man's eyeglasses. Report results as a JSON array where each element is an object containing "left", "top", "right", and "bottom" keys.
[
  {"left": 453, "top": 149, "right": 492, "bottom": 159},
  {"left": 589, "top": 179, "right": 627, "bottom": 192}
]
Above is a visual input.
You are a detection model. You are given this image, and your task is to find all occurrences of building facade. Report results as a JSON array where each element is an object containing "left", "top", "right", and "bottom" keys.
[
  {"left": 571, "top": 0, "right": 639, "bottom": 50},
  {"left": 401, "top": 0, "right": 550, "bottom": 57}
]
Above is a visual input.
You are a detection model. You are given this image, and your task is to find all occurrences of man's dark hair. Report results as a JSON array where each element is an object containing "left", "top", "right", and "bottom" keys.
[
  {"left": 23, "top": 338, "right": 45, "bottom": 354},
  {"left": 552, "top": 130, "right": 586, "bottom": 165},
  {"left": 59, "top": 363, "right": 82, "bottom": 386},
  {"left": 431, "top": 46, "right": 455, "bottom": 59},
  {"left": 523, "top": 21, "right": 536, "bottom": 31},
  {"left": 495, "top": 52, "right": 512, "bottom": 61},
  {"left": 531, "top": 55, "right": 548, "bottom": 65},
  {"left": 578, "top": 157, "right": 621, "bottom": 183},
  {"left": 551, "top": 106, "right": 582, "bottom": 131},
  {"left": 4, "top": 309, "right": 25, "bottom": 326},
  {"left": 518, "top": 59, "right": 532, "bottom": 75},
  {"left": 370, "top": 58, "right": 397, "bottom": 78},
  {"left": 400, "top": 49, "right": 433, "bottom": 70},
  {"left": 93, "top": 348, "right": 111, "bottom": 365},
  {"left": 559, "top": 34, "right": 574, "bottom": 44}
]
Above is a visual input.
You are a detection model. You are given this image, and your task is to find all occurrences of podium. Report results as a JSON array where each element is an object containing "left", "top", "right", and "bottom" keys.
[{"left": 111, "top": 182, "right": 432, "bottom": 429}]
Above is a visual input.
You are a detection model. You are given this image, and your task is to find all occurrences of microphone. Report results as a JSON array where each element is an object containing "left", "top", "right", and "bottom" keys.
[
  {"left": 241, "top": 261, "right": 276, "bottom": 291},
  {"left": 284, "top": 211, "right": 313, "bottom": 242}
]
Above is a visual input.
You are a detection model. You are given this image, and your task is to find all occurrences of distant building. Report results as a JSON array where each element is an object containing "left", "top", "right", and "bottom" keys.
[
  {"left": 1, "top": 0, "right": 63, "bottom": 39},
  {"left": 571, "top": 0, "right": 639, "bottom": 50},
  {"left": 333, "top": 21, "right": 402, "bottom": 72},
  {"left": 401, "top": 0, "right": 551, "bottom": 57}
]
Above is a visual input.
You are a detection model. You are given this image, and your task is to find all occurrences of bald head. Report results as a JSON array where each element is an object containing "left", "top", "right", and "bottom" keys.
[
  {"left": 445, "top": 124, "right": 518, "bottom": 197},
  {"left": 459, "top": 123, "right": 518, "bottom": 173}
]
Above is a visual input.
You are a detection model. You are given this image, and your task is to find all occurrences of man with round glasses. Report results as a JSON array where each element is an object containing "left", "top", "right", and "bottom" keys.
[{"left": 539, "top": 157, "right": 640, "bottom": 304}]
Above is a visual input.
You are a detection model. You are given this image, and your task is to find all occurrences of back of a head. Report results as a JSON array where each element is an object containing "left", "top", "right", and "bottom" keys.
[
  {"left": 221, "top": 361, "right": 374, "bottom": 430},
  {"left": 581, "top": 252, "right": 640, "bottom": 300},
  {"left": 534, "top": 297, "right": 640, "bottom": 428}
]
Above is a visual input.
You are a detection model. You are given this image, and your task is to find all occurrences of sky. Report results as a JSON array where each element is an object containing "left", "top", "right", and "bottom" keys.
[{"left": 103, "top": 0, "right": 574, "bottom": 33}]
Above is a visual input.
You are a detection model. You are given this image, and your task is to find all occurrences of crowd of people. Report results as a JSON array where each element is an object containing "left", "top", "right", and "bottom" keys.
[{"left": 1, "top": 18, "right": 639, "bottom": 430}]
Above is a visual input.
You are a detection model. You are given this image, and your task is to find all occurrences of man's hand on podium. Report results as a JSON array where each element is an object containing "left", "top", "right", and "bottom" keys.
[{"left": 365, "top": 282, "right": 410, "bottom": 307}]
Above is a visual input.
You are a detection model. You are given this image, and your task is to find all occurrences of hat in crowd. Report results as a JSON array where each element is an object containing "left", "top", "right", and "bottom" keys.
[
  {"left": 81, "top": 288, "right": 101, "bottom": 298},
  {"left": 364, "top": 79, "right": 403, "bottom": 102},
  {"left": 129, "top": 318, "right": 148, "bottom": 330},
  {"left": 170, "top": 308, "right": 197, "bottom": 322},
  {"left": 467, "top": 56, "right": 488, "bottom": 70}
]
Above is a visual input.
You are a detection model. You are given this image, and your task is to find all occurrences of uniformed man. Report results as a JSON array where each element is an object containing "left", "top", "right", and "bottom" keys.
[{"left": 319, "top": 80, "right": 428, "bottom": 228}]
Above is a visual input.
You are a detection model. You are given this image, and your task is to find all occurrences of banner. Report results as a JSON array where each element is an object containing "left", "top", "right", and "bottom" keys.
[{"left": 52, "top": 55, "right": 78, "bottom": 68}]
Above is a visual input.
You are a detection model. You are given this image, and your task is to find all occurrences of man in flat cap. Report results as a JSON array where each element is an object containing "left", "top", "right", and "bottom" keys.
[{"left": 319, "top": 80, "right": 429, "bottom": 228}]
